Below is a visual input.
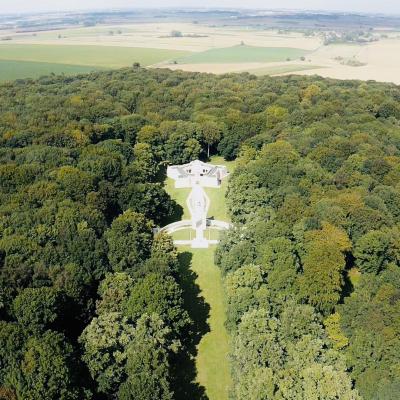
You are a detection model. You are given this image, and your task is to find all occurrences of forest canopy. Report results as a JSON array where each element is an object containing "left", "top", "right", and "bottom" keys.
[{"left": 0, "top": 66, "right": 399, "bottom": 399}]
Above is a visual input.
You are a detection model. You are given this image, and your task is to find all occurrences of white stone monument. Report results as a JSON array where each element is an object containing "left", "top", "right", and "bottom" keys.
[
  {"left": 161, "top": 160, "right": 230, "bottom": 248},
  {"left": 167, "top": 159, "right": 229, "bottom": 188}
]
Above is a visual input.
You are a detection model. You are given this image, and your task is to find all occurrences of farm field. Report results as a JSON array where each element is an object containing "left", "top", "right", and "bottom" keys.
[
  {"left": 2, "top": 21, "right": 400, "bottom": 82},
  {"left": 175, "top": 45, "right": 308, "bottom": 64},
  {"left": 163, "top": 38, "right": 400, "bottom": 83},
  {"left": 0, "top": 60, "right": 103, "bottom": 82},
  {"left": 299, "top": 39, "right": 400, "bottom": 83},
  {"left": 2, "top": 22, "right": 321, "bottom": 52},
  {"left": 0, "top": 44, "right": 190, "bottom": 68},
  {"left": 244, "top": 63, "right": 323, "bottom": 76}
]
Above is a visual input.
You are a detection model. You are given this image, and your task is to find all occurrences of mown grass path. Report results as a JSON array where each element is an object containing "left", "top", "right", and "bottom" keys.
[
  {"left": 187, "top": 248, "right": 231, "bottom": 400},
  {"left": 165, "top": 157, "right": 235, "bottom": 400}
]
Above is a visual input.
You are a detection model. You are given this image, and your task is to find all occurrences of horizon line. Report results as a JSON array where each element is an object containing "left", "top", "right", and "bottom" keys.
[{"left": 0, "top": 6, "right": 398, "bottom": 18}]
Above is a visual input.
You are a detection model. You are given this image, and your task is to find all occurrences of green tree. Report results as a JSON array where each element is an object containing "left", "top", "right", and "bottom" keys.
[
  {"left": 13, "top": 287, "right": 62, "bottom": 334},
  {"left": 11, "top": 331, "right": 81, "bottom": 400},
  {"left": 79, "top": 312, "right": 135, "bottom": 394},
  {"left": 258, "top": 237, "right": 299, "bottom": 311},
  {"left": 296, "top": 363, "right": 361, "bottom": 400},
  {"left": 124, "top": 273, "right": 191, "bottom": 336},
  {"left": 324, "top": 313, "right": 349, "bottom": 350},
  {"left": 225, "top": 264, "right": 268, "bottom": 330},
  {"left": 183, "top": 138, "right": 201, "bottom": 162},
  {"left": 232, "top": 367, "right": 275, "bottom": 400},
  {"left": 199, "top": 121, "right": 222, "bottom": 158},
  {"left": 265, "top": 105, "right": 288, "bottom": 129},
  {"left": 0, "top": 322, "right": 25, "bottom": 387},
  {"left": 354, "top": 230, "right": 390, "bottom": 274},
  {"left": 118, "top": 314, "right": 174, "bottom": 400},
  {"left": 338, "top": 265, "right": 400, "bottom": 399},
  {"left": 226, "top": 172, "right": 269, "bottom": 223},
  {"left": 106, "top": 210, "right": 154, "bottom": 272},
  {"left": 298, "top": 223, "right": 351, "bottom": 314},
  {"left": 231, "top": 308, "right": 281, "bottom": 377},
  {"left": 118, "top": 183, "right": 174, "bottom": 224},
  {"left": 139, "top": 233, "right": 179, "bottom": 276},
  {"left": 96, "top": 272, "right": 133, "bottom": 315},
  {"left": 132, "top": 143, "right": 158, "bottom": 181},
  {"left": 52, "top": 166, "right": 94, "bottom": 201}
]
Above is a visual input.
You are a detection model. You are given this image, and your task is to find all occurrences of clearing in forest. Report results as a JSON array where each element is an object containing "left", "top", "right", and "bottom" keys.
[
  {"left": 177, "top": 248, "right": 231, "bottom": 400},
  {"left": 165, "top": 157, "right": 235, "bottom": 400}
]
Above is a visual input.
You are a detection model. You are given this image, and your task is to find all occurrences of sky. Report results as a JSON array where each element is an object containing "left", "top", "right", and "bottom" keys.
[{"left": 1, "top": 0, "right": 400, "bottom": 15}]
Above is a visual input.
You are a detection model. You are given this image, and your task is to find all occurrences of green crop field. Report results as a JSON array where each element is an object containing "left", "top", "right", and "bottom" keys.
[
  {"left": 0, "top": 60, "right": 103, "bottom": 82},
  {"left": 176, "top": 45, "right": 308, "bottom": 64},
  {"left": 244, "top": 63, "right": 323, "bottom": 76},
  {"left": 0, "top": 44, "right": 190, "bottom": 69}
]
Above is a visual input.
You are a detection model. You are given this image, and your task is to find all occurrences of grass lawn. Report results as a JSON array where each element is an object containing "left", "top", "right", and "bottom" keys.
[
  {"left": 178, "top": 247, "right": 231, "bottom": 400},
  {"left": 176, "top": 45, "right": 308, "bottom": 64},
  {"left": 171, "top": 229, "right": 221, "bottom": 241},
  {"left": 0, "top": 44, "right": 190, "bottom": 68},
  {"left": 171, "top": 229, "right": 195, "bottom": 241},
  {"left": 205, "top": 181, "right": 230, "bottom": 221},
  {"left": 0, "top": 59, "right": 103, "bottom": 82},
  {"left": 205, "top": 156, "right": 236, "bottom": 222},
  {"left": 164, "top": 178, "right": 191, "bottom": 220}
]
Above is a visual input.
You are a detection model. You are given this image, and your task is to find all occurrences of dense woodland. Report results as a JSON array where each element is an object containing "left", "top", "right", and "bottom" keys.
[{"left": 0, "top": 66, "right": 399, "bottom": 399}]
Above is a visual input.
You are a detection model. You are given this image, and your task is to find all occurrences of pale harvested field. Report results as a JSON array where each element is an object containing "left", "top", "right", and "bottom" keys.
[
  {"left": 161, "top": 62, "right": 266, "bottom": 74},
  {"left": 0, "top": 23, "right": 320, "bottom": 51},
  {"left": 301, "top": 39, "right": 400, "bottom": 84},
  {"left": 161, "top": 61, "right": 321, "bottom": 75},
  {"left": 158, "top": 34, "right": 400, "bottom": 82}
]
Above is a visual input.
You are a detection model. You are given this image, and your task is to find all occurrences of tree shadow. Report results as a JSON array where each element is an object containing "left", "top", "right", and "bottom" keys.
[
  {"left": 164, "top": 199, "right": 184, "bottom": 225},
  {"left": 340, "top": 252, "right": 356, "bottom": 302},
  {"left": 341, "top": 271, "right": 354, "bottom": 303},
  {"left": 156, "top": 163, "right": 168, "bottom": 182},
  {"left": 158, "top": 163, "right": 184, "bottom": 226},
  {"left": 172, "top": 251, "right": 210, "bottom": 400}
]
